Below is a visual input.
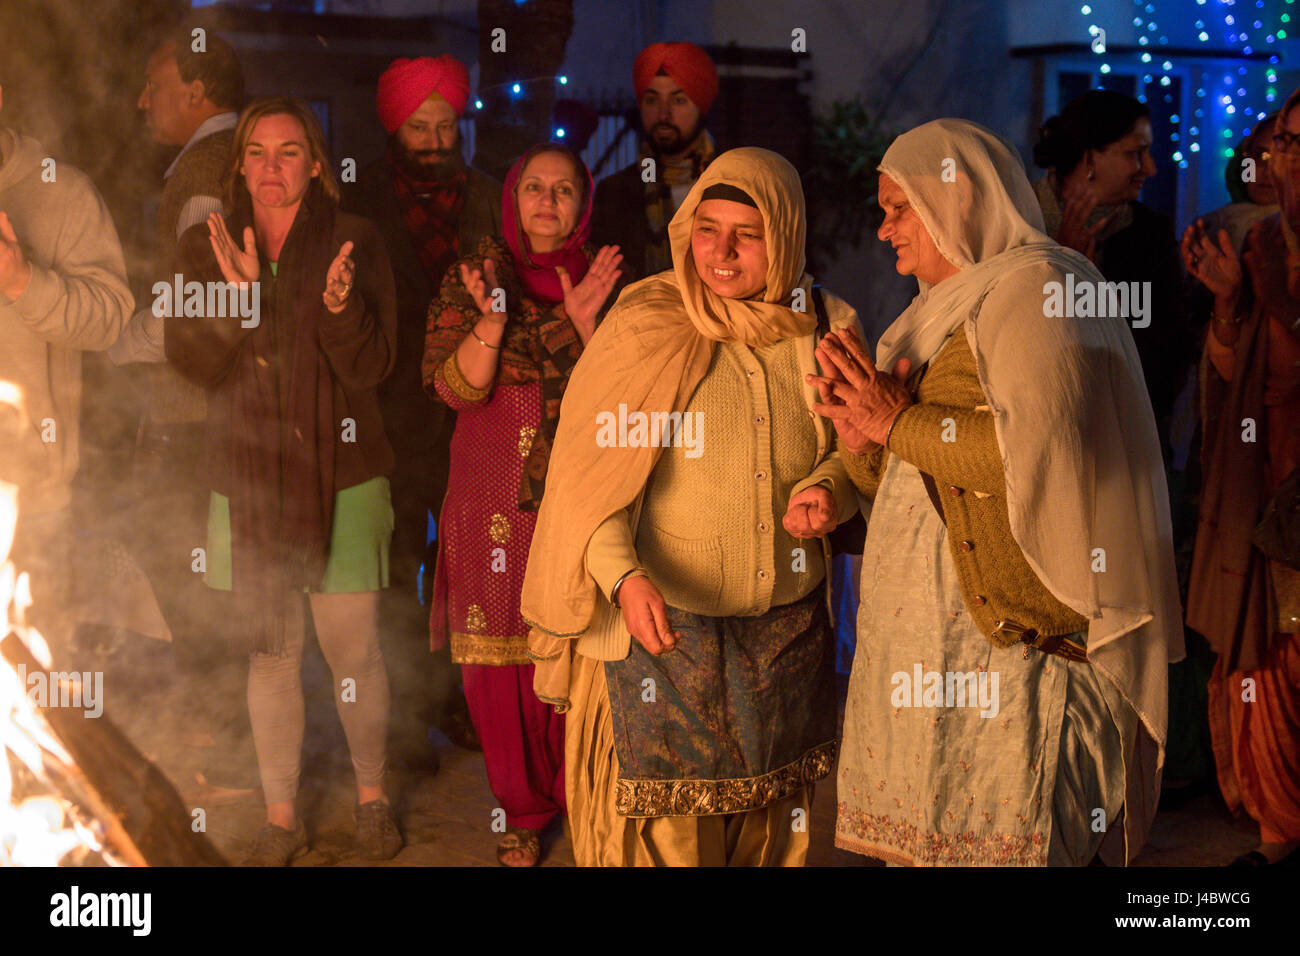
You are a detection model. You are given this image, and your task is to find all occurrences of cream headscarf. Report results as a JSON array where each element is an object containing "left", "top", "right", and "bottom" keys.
[
  {"left": 876, "top": 118, "right": 1184, "bottom": 864},
  {"left": 520, "top": 147, "right": 831, "bottom": 693}
]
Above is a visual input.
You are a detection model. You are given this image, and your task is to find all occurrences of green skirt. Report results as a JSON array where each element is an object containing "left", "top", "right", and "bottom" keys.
[{"left": 205, "top": 476, "right": 393, "bottom": 593}]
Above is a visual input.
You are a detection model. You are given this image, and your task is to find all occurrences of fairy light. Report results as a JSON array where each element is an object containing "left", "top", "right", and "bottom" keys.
[
  {"left": 477, "top": 75, "right": 572, "bottom": 100},
  {"left": 1081, "top": 3, "right": 1110, "bottom": 86},
  {"left": 1112, "top": 1, "right": 1290, "bottom": 195}
]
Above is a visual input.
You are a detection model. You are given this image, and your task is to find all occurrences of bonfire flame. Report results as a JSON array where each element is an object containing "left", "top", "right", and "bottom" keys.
[{"left": 0, "top": 383, "right": 125, "bottom": 866}]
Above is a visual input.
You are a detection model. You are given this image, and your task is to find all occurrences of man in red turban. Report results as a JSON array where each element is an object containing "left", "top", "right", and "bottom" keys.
[
  {"left": 591, "top": 41, "right": 719, "bottom": 281},
  {"left": 341, "top": 54, "right": 502, "bottom": 759}
]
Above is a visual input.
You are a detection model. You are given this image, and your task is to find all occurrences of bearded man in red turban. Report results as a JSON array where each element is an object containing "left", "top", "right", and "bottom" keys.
[
  {"left": 591, "top": 41, "right": 719, "bottom": 281},
  {"left": 341, "top": 55, "right": 502, "bottom": 760}
]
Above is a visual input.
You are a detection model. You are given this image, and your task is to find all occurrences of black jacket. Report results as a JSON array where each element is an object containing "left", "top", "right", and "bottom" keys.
[
  {"left": 340, "top": 156, "right": 501, "bottom": 522},
  {"left": 591, "top": 162, "right": 653, "bottom": 285},
  {"left": 1097, "top": 202, "right": 1194, "bottom": 440}
]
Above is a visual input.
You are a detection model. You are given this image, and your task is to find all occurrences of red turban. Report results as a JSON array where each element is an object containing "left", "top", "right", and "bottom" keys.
[
  {"left": 376, "top": 55, "right": 470, "bottom": 133},
  {"left": 633, "top": 42, "right": 718, "bottom": 114}
]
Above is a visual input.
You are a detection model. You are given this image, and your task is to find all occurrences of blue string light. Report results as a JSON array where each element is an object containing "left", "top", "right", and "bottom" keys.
[{"left": 1113, "top": 1, "right": 1287, "bottom": 180}]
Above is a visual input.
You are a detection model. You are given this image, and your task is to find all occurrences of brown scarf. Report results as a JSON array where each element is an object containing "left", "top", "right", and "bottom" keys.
[
  {"left": 519, "top": 148, "right": 817, "bottom": 704},
  {"left": 1186, "top": 215, "right": 1281, "bottom": 672},
  {"left": 227, "top": 183, "right": 338, "bottom": 653}
]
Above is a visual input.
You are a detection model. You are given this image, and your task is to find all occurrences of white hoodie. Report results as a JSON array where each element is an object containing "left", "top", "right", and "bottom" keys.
[{"left": 0, "top": 128, "right": 130, "bottom": 514}]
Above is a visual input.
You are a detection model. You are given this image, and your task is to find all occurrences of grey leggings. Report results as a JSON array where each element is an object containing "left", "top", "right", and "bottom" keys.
[{"left": 247, "top": 591, "right": 389, "bottom": 804}]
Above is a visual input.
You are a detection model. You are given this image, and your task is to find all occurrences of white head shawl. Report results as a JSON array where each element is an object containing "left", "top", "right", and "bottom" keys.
[{"left": 877, "top": 118, "right": 1184, "bottom": 864}]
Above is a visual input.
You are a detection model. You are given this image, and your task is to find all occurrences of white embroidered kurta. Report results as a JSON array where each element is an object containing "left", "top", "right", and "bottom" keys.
[{"left": 834, "top": 455, "right": 1134, "bottom": 866}]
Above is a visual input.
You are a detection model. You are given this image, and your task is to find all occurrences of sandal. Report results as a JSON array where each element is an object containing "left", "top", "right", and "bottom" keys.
[{"left": 496, "top": 828, "right": 541, "bottom": 867}]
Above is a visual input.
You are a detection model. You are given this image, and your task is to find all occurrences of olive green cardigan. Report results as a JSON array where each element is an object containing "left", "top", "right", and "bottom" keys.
[{"left": 845, "top": 330, "right": 1089, "bottom": 640}]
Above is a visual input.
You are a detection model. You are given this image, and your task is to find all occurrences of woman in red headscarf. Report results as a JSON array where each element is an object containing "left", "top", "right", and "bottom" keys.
[{"left": 422, "top": 143, "right": 622, "bottom": 865}]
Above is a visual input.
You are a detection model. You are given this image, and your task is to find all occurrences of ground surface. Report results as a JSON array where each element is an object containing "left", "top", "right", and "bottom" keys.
[{"left": 85, "top": 622, "right": 1256, "bottom": 868}]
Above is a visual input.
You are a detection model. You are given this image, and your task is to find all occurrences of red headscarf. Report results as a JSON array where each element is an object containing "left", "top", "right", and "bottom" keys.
[
  {"left": 633, "top": 42, "right": 718, "bottom": 114},
  {"left": 502, "top": 145, "right": 594, "bottom": 305},
  {"left": 377, "top": 55, "right": 471, "bottom": 133}
]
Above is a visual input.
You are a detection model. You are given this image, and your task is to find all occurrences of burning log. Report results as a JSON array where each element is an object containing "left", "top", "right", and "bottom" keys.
[
  {"left": 2, "top": 633, "right": 226, "bottom": 866},
  {"left": 1, "top": 377, "right": 225, "bottom": 866}
]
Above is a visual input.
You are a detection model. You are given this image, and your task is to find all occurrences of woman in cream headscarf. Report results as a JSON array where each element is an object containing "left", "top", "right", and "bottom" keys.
[
  {"left": 520, "top": 147, "right": 861, "bottom": 866},
  {"left": 814, "top": 119, "right": 1183, "bottom": 865}
]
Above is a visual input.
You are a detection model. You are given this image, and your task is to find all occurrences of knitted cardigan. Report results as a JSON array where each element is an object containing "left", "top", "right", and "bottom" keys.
[{"left": 844, "top": 330, "right": 1090, "bottom": 640}]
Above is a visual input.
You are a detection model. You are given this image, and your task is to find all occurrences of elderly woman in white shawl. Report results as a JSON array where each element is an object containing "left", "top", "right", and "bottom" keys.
[{"left": 814, "top": 119, "right": 1183, "bottom": 866}]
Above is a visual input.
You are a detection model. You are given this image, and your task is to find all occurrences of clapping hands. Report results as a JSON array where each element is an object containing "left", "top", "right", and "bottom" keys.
[{"left": 558, "top": 244, "right": 622, "bottom": 337}]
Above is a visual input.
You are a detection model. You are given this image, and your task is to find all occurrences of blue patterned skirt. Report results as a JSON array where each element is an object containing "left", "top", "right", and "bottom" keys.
[{"left": 604, "top": 588, "right": 838, "bottom": 817}]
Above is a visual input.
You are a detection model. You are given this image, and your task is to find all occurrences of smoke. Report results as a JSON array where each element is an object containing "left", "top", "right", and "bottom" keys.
[{"left": 1, "top": 0, "right": 183, "bottom": 278}]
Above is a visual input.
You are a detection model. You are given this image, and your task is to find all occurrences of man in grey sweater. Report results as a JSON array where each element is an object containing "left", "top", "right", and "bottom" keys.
[
  {"left": 0, "top": 83, "right": 131, "bottom": 655},
  {"left": 107, "top": 29, "right": 256, "bottom": 791}
]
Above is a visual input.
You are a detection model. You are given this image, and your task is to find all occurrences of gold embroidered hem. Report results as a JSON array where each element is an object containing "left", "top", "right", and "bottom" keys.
[
  {"left": 440, "top": 353, "right": 491, "bottom": 403},
  {"left": 834, "top": 806, "right": 1049, "bottom": 866},
  {"left": 449, "top": 631, "right": 532, "bottom": 666},
  {"left": 614, "top": 740, "right": 836, "bottom": 817}
]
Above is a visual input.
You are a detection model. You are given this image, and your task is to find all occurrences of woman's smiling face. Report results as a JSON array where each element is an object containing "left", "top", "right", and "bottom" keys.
[
  {"left": 690, "top": 198, "right": 769, "bottom": 299},
  {"left": 877, "top": 173, "right": 958, "bottom": 286},
  {"left": 515, "top": 150, "right": 584, "bottom": 253}
]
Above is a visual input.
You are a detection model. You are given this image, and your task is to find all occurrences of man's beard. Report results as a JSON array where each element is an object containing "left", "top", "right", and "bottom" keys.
[
  {"left": 392, "top": 138, "right": 462, "bottom": 182},
  {"left": 647, "top": 120, "right": 702, "bottom": 159}
]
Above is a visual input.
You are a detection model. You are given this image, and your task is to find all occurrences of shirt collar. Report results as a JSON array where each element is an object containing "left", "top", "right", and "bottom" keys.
[{"left": 164, "top": 111, "right": 238, "bottom": 179}]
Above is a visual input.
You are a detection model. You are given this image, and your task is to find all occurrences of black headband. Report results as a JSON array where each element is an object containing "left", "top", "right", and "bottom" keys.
[{"left": 700, "top": 183, "right": 758, "bottom": 208}]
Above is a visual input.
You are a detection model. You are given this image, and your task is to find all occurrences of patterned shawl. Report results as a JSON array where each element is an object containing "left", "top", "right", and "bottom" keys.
[
  {"left": 389, "top": 144, "right": 469, "bottom": 279},
  {"left": 423, "top": 234, "right": 591, "bottom": 510}
]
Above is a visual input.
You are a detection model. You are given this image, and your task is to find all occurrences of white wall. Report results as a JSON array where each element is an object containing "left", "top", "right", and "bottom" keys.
[{"left": 711, "top": 0, "right": 1034, "bottom": 335}]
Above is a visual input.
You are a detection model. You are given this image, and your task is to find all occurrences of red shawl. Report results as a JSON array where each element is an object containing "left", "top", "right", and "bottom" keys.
[
  {"left": 501, "top": 145, "right": 594, "bottom": 304},
  {"left": 389, "top": 144, "right": 468, "bottom": 278}
]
